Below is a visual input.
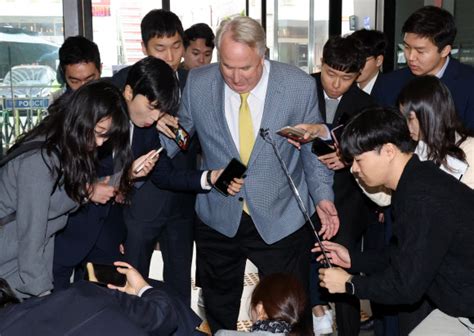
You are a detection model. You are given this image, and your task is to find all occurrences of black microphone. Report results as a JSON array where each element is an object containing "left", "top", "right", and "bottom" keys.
[{"left": 258, "top": 126, "right": 332, "bottom": 267}]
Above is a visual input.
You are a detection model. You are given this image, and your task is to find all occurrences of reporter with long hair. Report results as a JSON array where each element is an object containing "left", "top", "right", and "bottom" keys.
[
  {"left": 0, "top": 80, "right": 132, "bottom": 299},
  {"left": 216, "top": 273, "right": 312, "bottom": 336}
]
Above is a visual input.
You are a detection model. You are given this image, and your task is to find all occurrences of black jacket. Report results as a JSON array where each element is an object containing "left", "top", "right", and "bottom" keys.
[
  {"left": 312, "top": 73, "right": 377, "bottom": 247},
  {"left": 0, "top": 280, "right": 202, "bottom": 336},
  {"left": 351, "top": 156, "right": 474, "bottom": 318}
]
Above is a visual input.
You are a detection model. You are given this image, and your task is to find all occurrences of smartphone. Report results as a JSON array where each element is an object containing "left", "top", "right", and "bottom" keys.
[
  {"left": 171, "top": 124, "right": 190, "bottom": 151},
  {"left": 133, "top": 147, "right": 163, "bottom": 174},
  {"left": 330, "top": 124, "right": 345, "bottom": 146},
  {"left": 311, "top": 138, "right": 336, "bottom": 156},
  {"left": 84, "top": 262, "right": 126, "bottom": 287},
  {"left": 276, "top": 126, "right": 316, "bottom": 144},
  {"left": 214, "top": 158, "right": 247, "bottom": 196}
]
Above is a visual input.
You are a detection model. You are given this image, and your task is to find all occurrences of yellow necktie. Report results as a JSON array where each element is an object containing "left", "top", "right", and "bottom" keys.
[
  {"left": 239, "top": 92, "right": 254, "bottom": 214},
  {"left": 239, "top": 92, "right": 255, "bottom": 165}
]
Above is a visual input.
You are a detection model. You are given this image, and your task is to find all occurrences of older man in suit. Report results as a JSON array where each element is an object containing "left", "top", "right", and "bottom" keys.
[{"left": 160, "top": 16, "right": 338, "bottom": 333}]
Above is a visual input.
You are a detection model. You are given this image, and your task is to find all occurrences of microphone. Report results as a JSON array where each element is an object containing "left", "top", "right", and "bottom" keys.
[
  {"left": 259, "top": 128, "right": 269, "bottom": 140},
  {"left": 260, "top": 127, "right": 332, "bottom": 267}
]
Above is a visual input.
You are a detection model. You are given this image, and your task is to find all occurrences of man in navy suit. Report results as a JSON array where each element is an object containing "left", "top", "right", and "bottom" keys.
[
  {"left": 373, "top": 6, "right": 474, "bottom": 130},
  {"left": 112, "top": 10, "right": 200, "bottom": 305},
  {"left": 0, "top": 262, "right": 204, "bottom": 336},
  {"left": 53, "top": 37, "right": 120, "bottom": 290},
  {"left": 351, "top": 29, "right": 387, "bottom": 96}
]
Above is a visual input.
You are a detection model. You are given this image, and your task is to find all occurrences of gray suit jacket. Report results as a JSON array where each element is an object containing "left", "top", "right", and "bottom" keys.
[
  {"left": 165, "top": 61, "right": 333, "bottom": 244},
  {"left": 0, "top": 147, "right": 77, "bottom": 298}
]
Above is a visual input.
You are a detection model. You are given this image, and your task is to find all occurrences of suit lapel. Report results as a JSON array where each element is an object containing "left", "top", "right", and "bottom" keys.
[
  {"left": 333, "top": 85, "right": 358, "bottom": 125},
  {"left": 314, "top": 74, "right": 327, "bottom": 121},
  {"left": 212, "top": 73, "right": 240, "bottom": 159}
]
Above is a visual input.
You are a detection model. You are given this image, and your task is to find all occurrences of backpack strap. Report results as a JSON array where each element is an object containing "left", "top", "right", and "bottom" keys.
[{"left": 0, "top": 141, "right": 46, "bottom": 167}]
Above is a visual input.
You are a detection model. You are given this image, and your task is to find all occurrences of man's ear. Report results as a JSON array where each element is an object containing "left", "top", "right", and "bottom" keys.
[
  {"left": 381, "top": 143, "right": 398, "bottom": 161},
  {"left": 375, "top": 55, "right": 384, "bottom": 67},
  {"left": 124, "top": 85, "right": 133, "bottom": 102},
  {"left": 440, "top": 44, "right": 452, "bottom": 58},
  {"left": 141, "top": 41, "right": 148, "bottom": 56}
]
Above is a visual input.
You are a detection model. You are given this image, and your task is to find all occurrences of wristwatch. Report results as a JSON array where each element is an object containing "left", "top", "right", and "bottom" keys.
[
  {"left": 345, "top": 276, "right": 355, "bottom": 295},
  {"left": 206, "top": 170, "right": 214, "bottom": 187}
]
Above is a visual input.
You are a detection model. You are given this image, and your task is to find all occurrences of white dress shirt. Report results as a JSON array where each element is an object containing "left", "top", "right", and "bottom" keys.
[{"left": 224, "top": 60, "right": 271, "bottom": 151}]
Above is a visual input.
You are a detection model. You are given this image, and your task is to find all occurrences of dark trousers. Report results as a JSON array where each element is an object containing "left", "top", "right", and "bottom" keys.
[
  {"left": 196, "top": 212, "right": 313, "bottom": 333},
  {"left": 124, "top": 211, "right": 195, "bottom": 306},
  {"left": 53, "top": 205, "right": 125, "bottom": 290}
]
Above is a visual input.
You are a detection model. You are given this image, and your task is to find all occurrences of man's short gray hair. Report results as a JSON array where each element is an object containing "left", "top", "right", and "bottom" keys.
[{"left": 216, "top": 16, "right": 266, "bottom": 56}]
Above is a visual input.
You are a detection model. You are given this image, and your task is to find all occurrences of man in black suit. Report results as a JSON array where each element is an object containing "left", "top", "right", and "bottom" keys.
[
  {"left": 351, "top": 29, "right": 387, "bottom": 96},
  {"left": 295, "top": 35, "right": 376, "bottom": 336},
  {"left": 372, "top": 6, "right": 474, "bottom": 130},
  {"left": 319, "top": 107, "right": 474, "bottom": 335},
  {"left": 112, "top": 10, "right": 199, "bottom": 305},
  {"left": 0, "top": 262, "right": 204, "bottom": 336},
  {"left": 53, "top": 36, "right": 121, "bottom": 290}
]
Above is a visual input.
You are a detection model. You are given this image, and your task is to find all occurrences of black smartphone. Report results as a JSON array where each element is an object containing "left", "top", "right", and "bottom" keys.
[
  {"left": 84, "top": 262, "right": 126, "bottom": 287},
  {"left": 214, "top": 158, "right": 247, "bottom": 196},
  {"left": 171, "top": 124, "right": 190, "bottom": 151},
  {"left": 311, "top": 138, "right": 336, "bottom": 156}
]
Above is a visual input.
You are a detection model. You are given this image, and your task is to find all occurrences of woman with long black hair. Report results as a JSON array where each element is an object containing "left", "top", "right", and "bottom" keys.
[{"left": 0, "top": 80, "right": 132, "bottom": 299}]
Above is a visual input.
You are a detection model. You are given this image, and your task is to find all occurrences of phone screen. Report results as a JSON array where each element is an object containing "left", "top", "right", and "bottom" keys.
[
  {"left": 84, "top": 262, "right": 126, "bottom": 287},
  {"left": 172, "top": 124, "right": 190, "bottom": 151},
  {"left": 311, "top": 138, "right": 336, "bottom": 156},
  {"left": 214, "top": 158, "right": 247, "bottom": 196}
]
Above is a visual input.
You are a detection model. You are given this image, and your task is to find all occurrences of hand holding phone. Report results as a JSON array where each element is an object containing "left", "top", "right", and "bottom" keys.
[
  {"left": 133, "top": 147, "right": 163, "bottom": 174},
  {"left": 214, "top": 159, "right": 247, "bottom": 196},
  {"left": 277, "top": 126, "right": 317, "bottom": 144}
]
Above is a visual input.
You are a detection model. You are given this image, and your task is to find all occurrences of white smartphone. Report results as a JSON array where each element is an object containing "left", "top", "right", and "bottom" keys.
[{"left": 133, "top": 147, "right": 163, "bottom": 174}]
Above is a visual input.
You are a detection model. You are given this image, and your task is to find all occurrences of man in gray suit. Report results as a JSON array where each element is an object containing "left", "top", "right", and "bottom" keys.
[{"left": 161, "top": 16, "right": 338, "bottom": 333}]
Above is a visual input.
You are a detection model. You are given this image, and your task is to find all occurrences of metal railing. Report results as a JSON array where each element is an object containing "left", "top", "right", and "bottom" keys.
[{"left": 0, "top": 96, "right": 51, "bottom": 156}]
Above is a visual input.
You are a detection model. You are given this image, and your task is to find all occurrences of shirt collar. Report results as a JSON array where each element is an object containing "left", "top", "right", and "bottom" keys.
[
  {"left": 323, "top": 90, "right": 342, "bottom": 101},
  {"left": 435, "top": 56, "right": 450, "bottom": 78}
]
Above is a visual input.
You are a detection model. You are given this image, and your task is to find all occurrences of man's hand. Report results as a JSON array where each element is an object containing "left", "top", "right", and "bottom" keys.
[
  {"left": 107, "top": 261, "right": 149, "bottom": 296},
  {"left": 130, "top": 150, "right": 160, "bottom": 179},
  {"left": 318, "top": 150, "right": 346, "bottom": 170},
  {"left": 286, "top": 123, "right": 329, "bottom": 150},
  {"left": 319, "top": 267, "right": 352, "bottom": 294},
  {"left": 211, "top": 169, "right": 245, "bottom": 196},
  {"left": 156, "top": 113, "right": 179, "bottom": 139},
  {"left": 316, "top": 200, "right": 340, "bottom": 239},
  {"left": 88, "top": 176, "right": 116, "bottom": 204},
  {"left": 313, "top": 241, "right": 351, "bottom": 269}
]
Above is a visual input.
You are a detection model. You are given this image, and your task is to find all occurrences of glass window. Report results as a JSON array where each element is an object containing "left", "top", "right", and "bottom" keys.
[
  {"left": 249, "top": 0, "right": 262, "bottom": 24},
  {"left": 171, "top": 0, "right": 246, "bottom": 63},
  {"left": 92, "top": 1, "right": 162, "bottom": 77},
  {"left": 342, "top": 0, "right": 377, "bottom": 36},
  {"left": 267, "top": 0, "right": 329, "bottom": 74},
  {"left": 0, "top": 0, "right": 63, "bottom": 153}
]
